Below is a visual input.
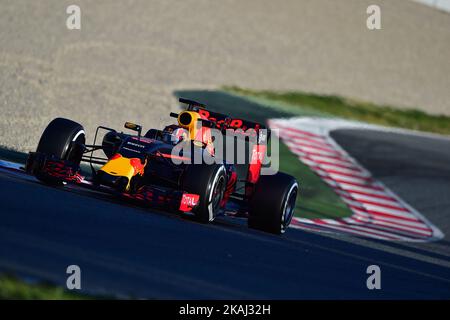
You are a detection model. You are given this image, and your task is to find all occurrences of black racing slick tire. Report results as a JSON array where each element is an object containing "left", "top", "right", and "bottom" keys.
[
  {"left": 248, "top": 172, "right": 298, "bottom": 234},
  {"left": 182, "top": 164, "right": 227, "bottom": 223},
  {"left": 34, "top": 117, "right": 85, "bottom": 184}
]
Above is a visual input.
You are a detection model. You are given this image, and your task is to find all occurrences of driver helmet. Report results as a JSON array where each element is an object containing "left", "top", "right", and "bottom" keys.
[{"left": 162, "top": 125, "right": 188, "bottom": 145}]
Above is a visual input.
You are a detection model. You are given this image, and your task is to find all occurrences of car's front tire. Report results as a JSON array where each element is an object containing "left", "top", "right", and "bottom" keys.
[{"left": 33, "top": 117, "right": 85, "bottom": 185}]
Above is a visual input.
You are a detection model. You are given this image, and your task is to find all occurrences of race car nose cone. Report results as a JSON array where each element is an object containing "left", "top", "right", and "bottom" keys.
[{"left": 96, "top": 171, "right": 128, "bottom": 191}]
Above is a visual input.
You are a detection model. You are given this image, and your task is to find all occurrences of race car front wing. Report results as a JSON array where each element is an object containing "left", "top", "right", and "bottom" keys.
[{"left": 25, "top": 151, "right": 200, "bottom": 214}]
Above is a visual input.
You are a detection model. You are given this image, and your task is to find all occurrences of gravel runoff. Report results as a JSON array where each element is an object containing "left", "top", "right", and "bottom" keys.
[{"left": 1, "top": 0, "right": 449, "bottom": 152}]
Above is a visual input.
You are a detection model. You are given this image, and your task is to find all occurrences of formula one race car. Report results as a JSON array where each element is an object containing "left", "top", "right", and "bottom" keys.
[{"left": 25, "top": 98, "right": 298, "bottom": 234}]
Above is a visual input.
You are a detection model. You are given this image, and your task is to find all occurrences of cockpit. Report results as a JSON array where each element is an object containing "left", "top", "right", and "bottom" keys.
[{"left": 145, "top": 125, "right": 189, "bottom": 146}]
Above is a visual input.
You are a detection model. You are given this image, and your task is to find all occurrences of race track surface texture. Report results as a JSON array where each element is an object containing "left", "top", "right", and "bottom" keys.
[
  {"left": 1, "top": 0, "right": 450, "bottom": 152},
  {"left": 0, "top": 169, "right": 449, "bottom": 299}
]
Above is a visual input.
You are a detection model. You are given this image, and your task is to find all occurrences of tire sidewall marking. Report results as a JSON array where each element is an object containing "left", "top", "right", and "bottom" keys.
[
  {"left": 281, "top": 182, "right": 298, "bottom": 233},
  {"left": 72, "top": 129, "right": 85, "bottom": 142},
  {"left": 207, "top": 165, "right": 226, "bottom": 221}
]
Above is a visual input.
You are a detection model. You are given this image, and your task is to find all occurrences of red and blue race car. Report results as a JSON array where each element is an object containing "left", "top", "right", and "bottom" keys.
[{"left": 25, "top": 98, "right": 298, "bottom": 234}]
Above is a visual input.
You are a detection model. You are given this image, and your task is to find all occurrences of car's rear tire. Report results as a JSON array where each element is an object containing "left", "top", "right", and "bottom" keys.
[
  {"left": 34, "top": 117, "right": 85, "bottom": 185},
  {"left": 182, "top": 164, "right": 227, "bottom": 223},
  {"left": 248, "top": 172, "right": 298, "bottom": 234}
]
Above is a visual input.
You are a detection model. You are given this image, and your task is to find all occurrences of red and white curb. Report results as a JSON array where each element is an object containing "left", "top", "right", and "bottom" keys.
[{"left": 269, "top": 117, "right": 444, "bottom": 242}]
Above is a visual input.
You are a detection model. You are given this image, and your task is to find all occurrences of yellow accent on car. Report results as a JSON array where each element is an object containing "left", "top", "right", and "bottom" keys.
[{"left": 99, "top": 156, "right": 135, "bottom": 191}]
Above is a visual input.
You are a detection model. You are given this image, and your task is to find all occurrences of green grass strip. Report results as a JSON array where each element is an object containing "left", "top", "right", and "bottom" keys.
[
  {"left": 278, "top": 140, "right": 352, "bottom": 219},
  {"left": 225, "top": 86, "right": 450, "bottom": 135},
  {"left": 0, "top": 275, "right": 89, "bottom": 300}
]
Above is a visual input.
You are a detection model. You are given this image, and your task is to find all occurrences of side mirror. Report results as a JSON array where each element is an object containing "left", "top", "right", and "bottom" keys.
[{"left": 124, "top": 122, "right": 142, "bottom": 138}]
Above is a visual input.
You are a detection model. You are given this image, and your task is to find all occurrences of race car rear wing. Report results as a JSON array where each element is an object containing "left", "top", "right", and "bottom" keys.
[{"left": 177, "top": 98, "right": 270, "bottom": 145}]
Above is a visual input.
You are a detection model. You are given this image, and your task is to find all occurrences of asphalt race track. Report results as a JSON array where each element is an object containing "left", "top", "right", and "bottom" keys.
[
  {"left": 0, "top": 167, "right": 450, "bottom": 299},
  {"left": 1, "top": 127, "right": 450, "bottom": 298}
]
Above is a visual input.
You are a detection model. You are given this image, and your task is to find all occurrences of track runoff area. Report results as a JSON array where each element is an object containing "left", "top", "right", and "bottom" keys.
[{"left": 269, "top": 117, "right": 443, "bottom": 242}]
